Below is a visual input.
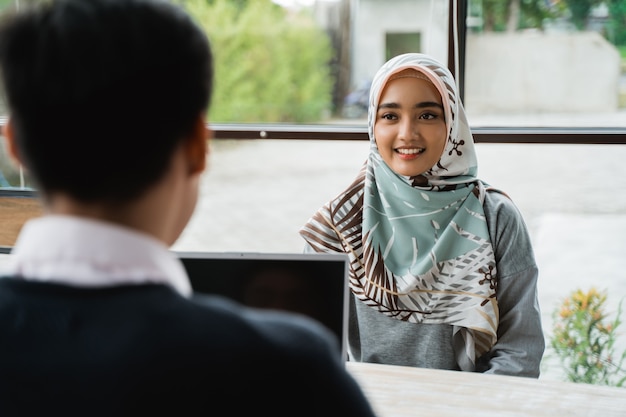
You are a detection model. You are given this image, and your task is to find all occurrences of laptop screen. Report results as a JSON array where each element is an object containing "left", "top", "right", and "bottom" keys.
[{"left": 175, "top": 251, "right": 350, "bottom": 361}]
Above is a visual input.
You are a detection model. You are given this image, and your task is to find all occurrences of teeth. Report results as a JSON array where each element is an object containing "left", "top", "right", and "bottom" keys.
[{"left": 397, "top": 148, "right": 423, "bottom": 155}]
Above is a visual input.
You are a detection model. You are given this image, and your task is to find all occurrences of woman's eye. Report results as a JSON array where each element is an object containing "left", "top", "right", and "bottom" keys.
[
  {"left": 420, "top": 112, "right": 438, "bottom": 120},
  {"left": 380, "top": 113, "right": 396, "bottom": 120}
]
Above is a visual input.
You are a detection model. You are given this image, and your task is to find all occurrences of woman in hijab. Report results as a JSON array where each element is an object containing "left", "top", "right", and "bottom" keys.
[{"left": 300, "top": 53, "right": 544, "bottom": 377}]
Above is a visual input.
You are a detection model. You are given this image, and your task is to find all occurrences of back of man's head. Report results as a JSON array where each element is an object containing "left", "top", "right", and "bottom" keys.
[{"left": 0, "top": 0, "right": 213, "bottom": 202}]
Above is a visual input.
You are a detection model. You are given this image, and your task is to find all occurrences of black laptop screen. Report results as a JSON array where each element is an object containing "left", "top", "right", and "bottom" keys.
[{"left": 175, "top": 251, "right": 350, "bottom": 360}]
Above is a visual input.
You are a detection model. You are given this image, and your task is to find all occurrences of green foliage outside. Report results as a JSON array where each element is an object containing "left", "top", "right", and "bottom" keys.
[
  {"left": 564, "top": 0, "right": 603, "bottom": 30},
  {"left": 470, "top": 0, "right": 626, "bottom": 49},
  {"left": 606, "top": 0, "right": 626, "bottom": 46},
  {"left": 181, "top": 0, "right": 334, "bottom": 123},
  {"left": 469, "top": 0, "right": 555, "bottom": 32},
  {"left": 550, "top": 287, "right": 626, "bottom": 387}
]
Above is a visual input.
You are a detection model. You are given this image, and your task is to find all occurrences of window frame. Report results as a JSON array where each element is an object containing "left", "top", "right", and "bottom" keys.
[{"left": 208, "top": 124, "right": 626, "bottom": 144}]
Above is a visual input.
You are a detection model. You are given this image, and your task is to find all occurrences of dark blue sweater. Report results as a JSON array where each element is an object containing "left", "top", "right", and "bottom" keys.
[{"left": 0, "top": 278, "right": 376, "bottom": 417}]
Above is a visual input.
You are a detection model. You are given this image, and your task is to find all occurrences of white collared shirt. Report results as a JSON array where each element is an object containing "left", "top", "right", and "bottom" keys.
[{"left": 1, "top": 215, "right": 191, "bottom": 297}]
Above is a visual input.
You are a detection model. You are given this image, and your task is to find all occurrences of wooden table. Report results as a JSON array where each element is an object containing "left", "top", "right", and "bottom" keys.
[
  {"left": 0, "top": 193, "right": 42, "bottom": 247},
  {"left": 346, "top": 361, "right": 626, "bottom": 417}
]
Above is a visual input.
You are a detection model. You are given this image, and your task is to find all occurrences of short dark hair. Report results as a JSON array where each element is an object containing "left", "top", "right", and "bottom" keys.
[{"left": 0, "top": 0, "right": 213, "bottom": 202}]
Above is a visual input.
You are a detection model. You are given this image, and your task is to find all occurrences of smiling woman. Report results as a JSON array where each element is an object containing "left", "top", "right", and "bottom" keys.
[{"left": 299, "top": 52, "right": 545, "bottom": 377}]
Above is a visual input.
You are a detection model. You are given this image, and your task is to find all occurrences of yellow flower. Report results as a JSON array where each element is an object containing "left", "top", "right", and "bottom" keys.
[{"left": 559, "top": 306, "right": 572, "bottom": 318}]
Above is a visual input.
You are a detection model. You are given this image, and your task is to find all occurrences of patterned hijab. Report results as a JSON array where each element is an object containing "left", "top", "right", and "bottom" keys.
[{"left": 300, "top": 53, "right": 498, "bottom": 370}]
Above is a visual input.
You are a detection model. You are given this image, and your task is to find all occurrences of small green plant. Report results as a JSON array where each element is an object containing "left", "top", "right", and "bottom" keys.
[{"left": 550, "top": 287, "right": 626, "bottom": 387}]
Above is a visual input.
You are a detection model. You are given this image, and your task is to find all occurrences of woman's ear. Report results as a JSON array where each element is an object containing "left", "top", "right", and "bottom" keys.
[
  {"left": 2, "top": 117, "right": 22, "bottom": 166},
  {"left": 186, "top": 114, "right": 210, "bottom": 175}
]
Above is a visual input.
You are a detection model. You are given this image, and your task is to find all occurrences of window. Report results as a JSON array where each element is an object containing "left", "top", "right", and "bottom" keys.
[{"left": 385, "top": 32, "right": 422, "bottom": 60}]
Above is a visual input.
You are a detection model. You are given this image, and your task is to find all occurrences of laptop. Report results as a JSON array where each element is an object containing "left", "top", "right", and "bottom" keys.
[{"left": 175, "top": 251, "right": 350, "bottom": 361}]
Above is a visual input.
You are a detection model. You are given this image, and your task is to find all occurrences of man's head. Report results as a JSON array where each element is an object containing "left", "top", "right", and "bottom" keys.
[{"left": 0, "top": 0, "right": 213, "bottom": 204}]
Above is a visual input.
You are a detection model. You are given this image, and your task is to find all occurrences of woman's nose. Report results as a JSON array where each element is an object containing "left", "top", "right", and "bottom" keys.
[{"left": 398, "top": 117, "right": 417, "bottom": 140}]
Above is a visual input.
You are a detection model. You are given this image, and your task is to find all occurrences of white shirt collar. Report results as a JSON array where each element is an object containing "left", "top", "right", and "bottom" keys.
[{"left": 3, "top": 215, "right": 191, "bottom": 297}]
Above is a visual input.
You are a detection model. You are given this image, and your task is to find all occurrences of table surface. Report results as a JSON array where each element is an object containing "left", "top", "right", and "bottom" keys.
[
  {"left": 0, "top": 195, "right": 42, "bottom": 247},
  {"left": 346, "top": 361, "right": 626, "bottom": 417}
]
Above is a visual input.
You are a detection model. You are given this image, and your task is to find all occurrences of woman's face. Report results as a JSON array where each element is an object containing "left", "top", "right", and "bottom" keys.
[{"left": 373, "top": 74, "right": 447, "bottom": 177}]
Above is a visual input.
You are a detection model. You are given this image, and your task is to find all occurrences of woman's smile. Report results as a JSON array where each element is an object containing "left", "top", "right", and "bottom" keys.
[{"left": 396, "top": 147, "right": 425, "bottom": 159}]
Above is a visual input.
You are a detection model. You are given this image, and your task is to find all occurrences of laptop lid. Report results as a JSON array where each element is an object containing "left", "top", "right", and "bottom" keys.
[{"left": 175, "top": 251, "right": 350, "bottom": 361}]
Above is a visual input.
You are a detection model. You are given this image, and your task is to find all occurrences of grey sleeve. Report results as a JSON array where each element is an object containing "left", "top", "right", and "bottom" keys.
[{"left": 477, "top": 191, "right": 545, "bottom": 377}]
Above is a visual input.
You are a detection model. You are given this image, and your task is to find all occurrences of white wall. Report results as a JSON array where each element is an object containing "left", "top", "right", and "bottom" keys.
[
  {"left": 464, "top": 31, "right": 621, "bottom": 114},
  {"left": 351, "top": 0, "right": 448, "bottom": 88}
]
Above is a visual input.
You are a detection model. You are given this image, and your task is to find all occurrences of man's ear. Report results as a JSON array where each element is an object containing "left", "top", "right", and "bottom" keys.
[
  {"left": 2, "top": 117, "right": 23, "bottom": 166},
  {"left": 186, "top": 114, "right": 210, "bottom": 175}
]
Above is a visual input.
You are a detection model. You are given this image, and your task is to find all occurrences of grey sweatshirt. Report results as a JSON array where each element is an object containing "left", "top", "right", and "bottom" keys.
[{"left": 306, "top": 190, "right": 545, "bottom": 378}]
